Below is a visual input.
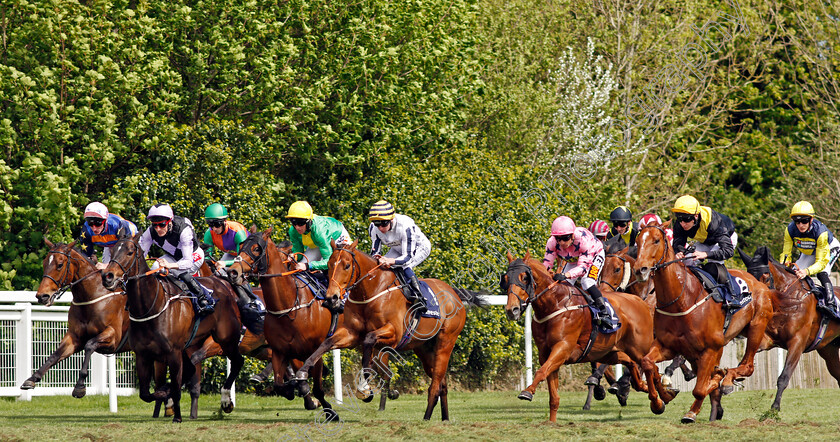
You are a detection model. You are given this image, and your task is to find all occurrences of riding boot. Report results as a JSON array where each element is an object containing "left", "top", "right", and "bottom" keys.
[
  {"left": 585, "top": 285, "right": 611, "bottom": 327},
  {"left": 708, "top": 262, "right": 737, "bottom": 310},
  {"left": 179, "top": 273, "right": 214, "bottom": 315},
  {"left": 818, "top": 273, "right": 838, "bottom": 314},
  {"left": 235, "top": 282, "right": 264, "bottom": 334},
  {"left": 403, "top": 269, "right": 427, "bottom": 315}
]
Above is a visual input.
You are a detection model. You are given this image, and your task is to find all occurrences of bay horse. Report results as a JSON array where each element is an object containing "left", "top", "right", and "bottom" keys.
[
  {"left": 25, "top": 239, "right": 131, "bottom": 398},
  {"left": 226, "top": 228, "right": 340, "bottom": 417},
  {"left": 101, "top": 233, "right": 244, "bottom": 422},
  {"left": 291, "top": 240, "right": 488, "bottom": 421},
  {"left": 740, "top": 246, "right": 840, "bottom": 410},
  {"left": 579, "top": 251, "right": 694, "bottom": 410},
  {"left": 633, "top": 224, "right": 773, "bottom": 423},
  {"left": 502, "top": 252, "right": 671, "bottom": 422}
]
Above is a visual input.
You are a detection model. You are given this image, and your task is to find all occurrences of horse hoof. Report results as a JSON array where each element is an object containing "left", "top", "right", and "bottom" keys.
[
  {"left": 715, "top": 406, "right": 724, "bottom": 420},
  {"left": 72, "top": 387, "right": 87, "bottom": 398},
  {"left": 683, "top": 371, "right": 696, "bottom": 382},
  {"left": 593, "top": 385, "right": 606, "bottom": 401},
  {"left": 608, "top": 383, "right": 619, "bottom": 395},
  {"left": 361, "top": 392, "right": 375, "bottom": 403},
  {"left": 650, "top": 399, "right": 665, "bottom": 415},
  {"left": 165, "top": 407, "right": 174, "bottom": 417},
  {"left": 584, "top": 375, "right": 600, "bottom": 386},
  {"left": 222, "top": 404, "right": 234, "bottom": 414},
  {"left": 388, "top": 389, "right": 400, "bottom": 400},
  {"left": 518, "top": 391, "right": 533, "bottom": 401},
  {"left": 304, "top": 395, "right": 318, "bottom": 410},
  {"left": 324, "top": 408, "right": 340, "bottom": 423},
  {"left": 720, "top": 384, "right": 734, "bottom": 395},
  {"left": 172, "top": 416, "right": 182, "bottom": 423},
  {"left": 660, "top": 374, "right": 672, "bottom": 388},
  {"left": 20, "top": 379, "right": 37, "bottom": 390},
  {"left": 681, "top": 412, "right": 697, "bottom": 424},
  {"left": 296, "top": 381, "right": 311, "bottom": 398},
  {"left": 617, "top": 385, "right": 630, "bottom": 407},
  {"left": 277, "top": 382, "right": 296, "bottom": 400},
  {"left": 250, "top": 374, "right": 265, "bottom": 383}
]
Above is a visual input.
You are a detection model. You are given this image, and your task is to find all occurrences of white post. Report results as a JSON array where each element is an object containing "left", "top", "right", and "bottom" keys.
[
  {"left": 226, "top": 358, "right": 235, "bottom": 405},
  {"left": 333, "top": 349, "right": 343, "bottom": 405},
  {"left": 16, "top": 302, "right": 32, "bottom": 401},
  {"left": 108, "top": 354, "right": 118, "bottom": 413},
  {"left": 615, "top": 364, "right": 623, "bottom": 379},
  {"left": 777, "top": 347, "right": 785, "bottom": 379},
  {"left": 91, "top": 353, "right": 107, "bottom": 395},
  {"left": 524, "top": 305, "right": 533, "bottom": 386}
]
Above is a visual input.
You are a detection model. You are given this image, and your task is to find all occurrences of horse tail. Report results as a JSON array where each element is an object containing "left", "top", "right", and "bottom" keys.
[{"left": 453, "top": 288, "right": 491, "bottom": 311}]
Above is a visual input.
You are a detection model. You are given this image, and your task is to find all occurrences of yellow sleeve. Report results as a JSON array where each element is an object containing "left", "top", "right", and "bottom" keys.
[
  {"left": 780, "top": 229, "right": 793, "bottom": 265},
  {"left": 808, "top": 232, "right": 830, "bottom": 275}
]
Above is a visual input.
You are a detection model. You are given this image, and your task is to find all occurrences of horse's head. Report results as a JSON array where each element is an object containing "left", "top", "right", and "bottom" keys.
[
  {"left": 633, "top": 225, "right": 671, "bottom": 281},
  {"left": 228, "top": 228, "right": 274, "bottom": 284},
  {"left": 503, "top": 251, "right": 539, "bottom": 321},
  {"left": 102, "top": 233, "right": 143, "bottom": 290},
  {"left": 602, "top": 253, "right": 634, "bottom": 292},
  {"left": 324, "top": 239, "right": 361, "bottom": 311},
  {"left": 37, "top": 238, "right": 80, "bottom": 306},
  {"left": 738, "top": 246, "right": 771, "bottom": 286}
]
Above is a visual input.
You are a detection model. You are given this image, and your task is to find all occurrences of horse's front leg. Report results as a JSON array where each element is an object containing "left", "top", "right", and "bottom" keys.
[
  {"left": 136, "top": 353, "right": 156, "bottom": 404},
  {"left": 640, "top": 341, "right": 677, "bottom": 414},
  {"left": 22, "top": 333, "right": 80, "bottom": 390},
  {"left": 682, "top": 348, "right": 725, "bottom": 424},
  {"left": 294, "top": 327, "right": 359, "bottom": 397},
  {"left": 518, "top": 341, "right": 573, "bottom": 402},
  {"left": 721, "top": 308, "right": 770, "bottom": 394},
  {"left": 167, "top": 352, "right": 185, "bottom": 423},
  {"left": 357, "top": 325, "right": 397, "bottom": 402},
  {"left": 73, "top": 327, "right": 118, "bottom": 398},
  {"left": 547, "top": 368, "right": 561, "bottom": 422}
]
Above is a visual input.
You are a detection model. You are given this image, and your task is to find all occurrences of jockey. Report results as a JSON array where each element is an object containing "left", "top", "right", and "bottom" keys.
[
  {"left": 671, "top": 195, "right": 738, "bottom": 309},
  {"left": 781, "top": 201, "right": 840, "bottom": 313},
  {"left": 543, "top": 216, "right": 611, "bottom": 326},
  {"left": 638, "top": 213, "right": 673, "bottom": 244},
  {"left": 203, "top": 203, "right": 264, "bottom": 324},
  {"left": 368, "top": 200, "right": 431, "bottom": 314},
  {"left": 605, "top": 206, "right": 639, "bottom": 254},
  {"left": 139, "top": 204, "right": 214, "bottom": 315},
  {"left": 286, "top": 201, "right": 352, "bottom": 287},
  {"left": 79, "top": 202, "right": 138, "bottom": 270},
  {"left": 588, "top": 219, "right": 610, "bottom": 243}
]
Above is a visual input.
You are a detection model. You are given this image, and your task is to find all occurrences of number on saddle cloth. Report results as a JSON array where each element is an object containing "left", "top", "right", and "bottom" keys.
[{"left": 687, "top": 266, "right": 751, "bottom": 308}]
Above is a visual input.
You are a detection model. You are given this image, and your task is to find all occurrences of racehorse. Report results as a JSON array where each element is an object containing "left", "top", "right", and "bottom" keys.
[
  {"left": 290, "top": 240, "right": 488, "bottom": 421},
  {"left": 634, "top": 224, "right": 773, "bottom": 423},
  {"left": 580, "top": 251, "right": 694, "bottom": 410},
  {"left": 226, "top": 228, "right": 340, "bottom": 417},
  {"left": 25, "top": 239, "right": 132, "bottom": 398},
  {"left": 502, "top": 252, "right": 671, "bottom": 422},
  {"left": 101, "top": 234, "right": 244, "bottom": 422},
  {"left": 740, "top": 246, "right": 840, "bottom": 410}
]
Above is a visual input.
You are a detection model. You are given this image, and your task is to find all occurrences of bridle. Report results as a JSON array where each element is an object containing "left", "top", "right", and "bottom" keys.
[
  {"left": 41, "top": 246, "right": 103, "bottom": 304},
  {"left": 637, "top": 225, "right": 689, "bottom": 310},
  {"left": 601, "top": 254, "right": 635, "bottom": 292},
  {"left": 503, "top": 259, "right": 570, "bottom": 314},
  {"left": 330, "top": 246, "right": 389, "bottom": 304}
]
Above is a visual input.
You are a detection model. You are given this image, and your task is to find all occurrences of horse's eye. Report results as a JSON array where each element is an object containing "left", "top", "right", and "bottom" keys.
[
  {"left": 344, "top": 263, "right": 350, "bottom": 270},
  {"left": 56, "top": 262, "right": 64, "bottom": 269},
  {"left": 613, "top": 267, "right": 619, "bottom": 273},
  {"left": 654, "top": 239, "right": 660, "bottom": 244}
]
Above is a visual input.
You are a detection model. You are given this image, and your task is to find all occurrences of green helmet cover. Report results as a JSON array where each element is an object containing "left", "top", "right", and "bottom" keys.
[{"left": 204, "top": 203, "right": 229, "bottom": 220}]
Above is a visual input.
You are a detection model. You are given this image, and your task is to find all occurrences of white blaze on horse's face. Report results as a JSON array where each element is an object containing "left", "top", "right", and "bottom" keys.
[{"left": 47, "top": 255, "right": 54, "bottom": 267}]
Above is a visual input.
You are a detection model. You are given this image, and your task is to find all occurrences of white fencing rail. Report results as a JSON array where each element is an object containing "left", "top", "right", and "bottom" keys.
[{"left": 0, "top": 292, "right": 135, "bottom": 412}]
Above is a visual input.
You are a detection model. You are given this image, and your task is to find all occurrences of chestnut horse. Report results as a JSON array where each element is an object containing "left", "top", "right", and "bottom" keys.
[
  {"left": 102, "top": 234, "right": 244, "bottom": 422},
  {"left": 227, "top": 228, "right": 340, "bottom": 417},
  {"left": 740, "top": 246, "right": 840, "bottom": 410},
  {"left": 580, "top": 251, "right": 694, "bottom": 410},
  {"left": 634, "top": 224, "right": 773, "bottom": 423},
  {"left": 502, "top": 252, "right": 671, "bottom": 422},
  {"left": 291, "top": 240, "right": 488, "bottom": 421}
]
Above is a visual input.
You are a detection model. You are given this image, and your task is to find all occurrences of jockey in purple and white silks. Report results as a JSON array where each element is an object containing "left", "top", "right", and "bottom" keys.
[
  {"left": 139, "top": 203, "right": 214, "bottom": 315},
  {"left": 543, "top": 216, "right": 611, "bottom": 326},
  {"left": 79, "top": 201, "right": 138, "bottom": 269}
]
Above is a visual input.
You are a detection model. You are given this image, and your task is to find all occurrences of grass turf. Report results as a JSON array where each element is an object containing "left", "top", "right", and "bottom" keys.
[{"left": 1, "top": 388, "right": 839, "bottom": 440}]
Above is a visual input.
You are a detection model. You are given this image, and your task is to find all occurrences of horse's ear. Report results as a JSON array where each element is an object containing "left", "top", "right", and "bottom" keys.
[
  {"left": 506, "top": 251, "right": 514, "bottom": 262},
  {"left": 68, "top": 240, "right": 77, "bottom": 249},
  {"left": 250, "top": 224, "right": 258, "bottom": 234},
  {"left": 132, "top": 231, "right": 142, "bottom": 241},
  {"left": 44, "top": 237, "right": 54, "bottom": 248},
  {"left": 662, "top": 220, "right": 672, "bottom": 228},
  {"left": 524, "top": 250, "right": 531, "bottom": 261},
  {"left": 265, "top": 225, "right": 273, "bottom": 236},
  {"left": 737, "top": 247, "right": 751, "bottom": 264},
  {"left": 350, "top": 239, "right": 358, "bottom": 250}
]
